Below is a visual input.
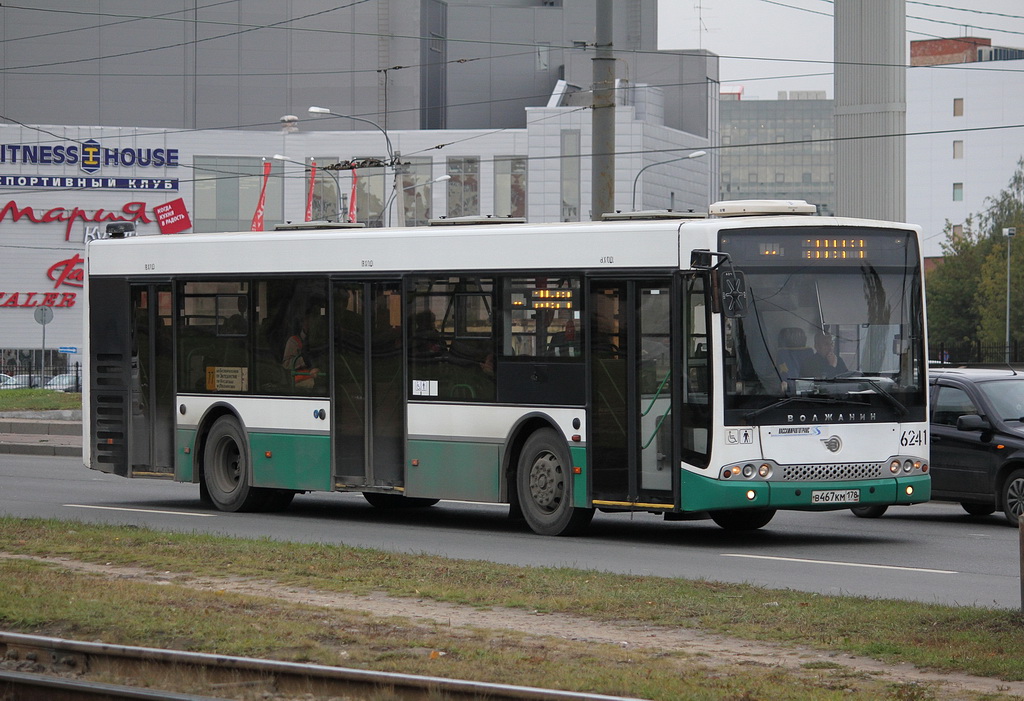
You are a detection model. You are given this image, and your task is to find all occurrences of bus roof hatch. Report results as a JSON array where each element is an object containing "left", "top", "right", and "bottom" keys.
[{"left": 709, "top": 200, "right": 817, "bottom": 217}]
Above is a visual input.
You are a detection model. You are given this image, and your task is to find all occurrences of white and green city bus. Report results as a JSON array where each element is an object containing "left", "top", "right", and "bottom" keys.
[{"left": 84, "top": 200, "right": 930, "bottom": 535}]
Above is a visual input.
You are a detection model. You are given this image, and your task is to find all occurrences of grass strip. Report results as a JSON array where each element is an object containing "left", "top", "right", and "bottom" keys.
[
  {"left": 3, "top": 515, "right": 1022, "bottom": 676},
  {"left": 0, "top": 389, "right": 81, "bottom": 412},
  {"left": 0, "top": 558, "right": 912, "bottom": 701}
]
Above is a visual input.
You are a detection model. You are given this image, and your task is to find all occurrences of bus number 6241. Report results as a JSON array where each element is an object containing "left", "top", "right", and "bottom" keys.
[{"left": 901, "top": 429, "right": 926, "bottom": 447}]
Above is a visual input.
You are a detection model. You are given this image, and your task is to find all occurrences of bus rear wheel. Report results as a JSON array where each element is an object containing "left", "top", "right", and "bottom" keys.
[
  {"left": 710, "top": 508, "right": 776, "bottom": 531},
  {"left": 517, "top": 429, "right": 593, "bottom": 536},
  {"left": 203, "top": 416, "right": 265, "bottom": 512}
]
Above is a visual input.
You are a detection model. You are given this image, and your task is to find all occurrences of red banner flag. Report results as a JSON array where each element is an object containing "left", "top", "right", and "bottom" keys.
[
  {"left": 305, "top": 159, "right": 316, "bottom": 222},
  {"left": 250, "top": 160, "right": 271, "bottom": 231},
  {"left": 348, "top": 169, "right": 358, "bottom": 223}
]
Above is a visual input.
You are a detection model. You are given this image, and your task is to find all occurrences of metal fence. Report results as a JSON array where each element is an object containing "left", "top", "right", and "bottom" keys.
[
  {"left": 930, "top": 341, "right": 1024, "bottom": 366},
  {"left": 0, "top": 362, "right": 81, "bottom": 391}
]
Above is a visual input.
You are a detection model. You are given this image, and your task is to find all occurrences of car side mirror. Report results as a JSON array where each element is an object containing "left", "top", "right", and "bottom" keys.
[{"left": 956, "top": 414, "right": 989, "bottom": 431}]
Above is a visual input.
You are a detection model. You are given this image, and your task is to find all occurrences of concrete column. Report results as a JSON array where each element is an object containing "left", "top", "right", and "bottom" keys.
[{"left": 834, "top": 0, "right": 906, "bottom": 222}]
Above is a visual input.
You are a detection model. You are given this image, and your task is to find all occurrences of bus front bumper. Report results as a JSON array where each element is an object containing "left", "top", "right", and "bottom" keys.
[{"left": 680, "top": 471, "right": 931, "bottom": 512}]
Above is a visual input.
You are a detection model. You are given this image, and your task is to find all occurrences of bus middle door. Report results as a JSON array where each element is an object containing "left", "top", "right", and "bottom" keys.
[
  {"left": 589, "top": 279, "right": 675, "bottom": 511},
  {"left": 332, "top": 281, "right": 404, "bottom": 488}
]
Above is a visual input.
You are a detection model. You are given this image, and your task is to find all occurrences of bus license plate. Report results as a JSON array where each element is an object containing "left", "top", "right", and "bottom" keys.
[{"left": 811, "top": 489, "right": 860, "bottom": 504}]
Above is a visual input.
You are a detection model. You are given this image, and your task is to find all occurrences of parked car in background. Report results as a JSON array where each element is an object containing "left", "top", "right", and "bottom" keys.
[
  {"left": 44, "top": 373, "right": 81, "bottom": 392},
  {"left": 0, "top": 373, "right": 49, "bottom": 389},
  {"left": 853, "top": 368, "right": 1024, "bottom": 525},
  {"left": 0, "top": 373, "right": 10, "bottom": 385}
]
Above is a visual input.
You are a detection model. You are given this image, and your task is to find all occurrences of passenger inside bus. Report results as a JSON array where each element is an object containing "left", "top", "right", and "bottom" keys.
[
  {"left": 411, "top": 310, "right": 444, "bottom": 357},
  {"left": 283, "top": 310, "right": 322, "bottom": 388}
]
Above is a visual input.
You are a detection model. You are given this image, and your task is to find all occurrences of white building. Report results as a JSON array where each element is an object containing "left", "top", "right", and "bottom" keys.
[
  {"left": 0, "top": 98, "right": 712, "bottom": 364},
  {"left": 906, "top": 38, "right": 1024, "bottom": 258}
]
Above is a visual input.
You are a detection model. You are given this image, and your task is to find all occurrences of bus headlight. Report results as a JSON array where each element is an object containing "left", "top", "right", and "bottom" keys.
[
  {"left": 889, "top": 459, "right": 901, "bottom": 474},
  {"left": 742, "top": 464, "right": 755, "bottom": 478},
  {"left": 758, "top": 463, "right": 771, "bottom": 478}
]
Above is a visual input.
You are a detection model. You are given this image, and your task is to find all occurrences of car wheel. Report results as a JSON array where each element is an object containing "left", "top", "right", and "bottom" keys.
[
  {"left": 1001, "top": 468, "right": 1024, "bottom": 527},
  {"left": 850, "top": 504, "right": 888, "bottom": 518},
  {"left": 961, "top": 502, "right": 996, "bottom": 516}
]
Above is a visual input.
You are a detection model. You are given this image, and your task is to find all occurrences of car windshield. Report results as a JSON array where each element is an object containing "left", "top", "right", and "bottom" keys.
[
  {"left": 719, "top": 226, "right": 927, "bottom": 425},
  {"left": 977, "top": 378, "right": 1024, "bottom": 421}
]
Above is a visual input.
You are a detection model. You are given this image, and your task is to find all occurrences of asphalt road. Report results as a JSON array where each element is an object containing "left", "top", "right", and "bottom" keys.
[{"left": 2, "top": 454, "right": 1021, "bottom": 609}]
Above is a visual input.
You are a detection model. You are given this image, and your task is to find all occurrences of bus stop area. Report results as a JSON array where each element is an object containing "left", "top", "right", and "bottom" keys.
[{"left": 0, "top": 411, "right": 81, "bottom": 457}]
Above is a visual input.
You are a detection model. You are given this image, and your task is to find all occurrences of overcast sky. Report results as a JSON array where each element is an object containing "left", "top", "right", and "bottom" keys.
[{"left": 658, "top": 0, "right": 1024, "bottom": 100}]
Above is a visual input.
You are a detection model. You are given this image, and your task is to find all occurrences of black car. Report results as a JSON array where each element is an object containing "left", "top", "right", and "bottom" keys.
[{"left": 854, "top": 368, "right": 1024, "bottom": 525}]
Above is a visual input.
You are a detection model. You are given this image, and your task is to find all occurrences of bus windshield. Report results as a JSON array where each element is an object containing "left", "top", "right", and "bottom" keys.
[{"left": 719, "top": 227, "right": 926, "bottom": 426}]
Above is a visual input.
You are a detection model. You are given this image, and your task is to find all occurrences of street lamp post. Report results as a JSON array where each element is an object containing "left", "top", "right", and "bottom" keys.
[
  {"left": 308, "top": 106, "right": 398, "bottom": 226},
  {"left": 308, "top": 106, "right": 395, "bottom": 163},
  {"left": 273, "top": 154, "right": 342, "bottom": 222},
  {"left": 1007, "top": 227, "right": 1017, "bottom": 364},
  {"left": 391, "top": 174, "right": 451, "bottom": 226},
  {"left": 626, "top": 149, "right": 708, "bottom": 211}
]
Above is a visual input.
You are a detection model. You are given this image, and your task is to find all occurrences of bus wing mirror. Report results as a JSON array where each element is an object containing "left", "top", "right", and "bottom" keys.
[
  {"left": 719, "top": 269, "right": 748, "bottom": 318},
  {"left": 690, "top": 249, "right": 713, "bottom": 268}
]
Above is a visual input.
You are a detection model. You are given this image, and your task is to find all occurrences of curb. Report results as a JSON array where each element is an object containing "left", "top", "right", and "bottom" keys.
[{"left": 0, "top": 411, "right": 83, "bottom": 457}]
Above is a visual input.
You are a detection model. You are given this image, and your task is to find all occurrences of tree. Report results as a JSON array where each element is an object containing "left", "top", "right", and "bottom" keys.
[
  {"left": 974, "top": 157, "right": 1024, "bottom": 349},
  {"left": 926, "top": 158, "right": 1024, "bottom": 359},
  {"left": 926, "top": 216, "right": 988, "bottom": 346}
]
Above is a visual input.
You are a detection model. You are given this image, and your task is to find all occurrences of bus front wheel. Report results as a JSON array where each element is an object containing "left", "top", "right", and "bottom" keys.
[
  {"left": 516, "top": 429, "right": 593, "bottom": 536},
  {"left": 203, "top": 416, "right": 264, "bottom": 512},
  {"left": 710, "top": 508, "right": 776, "bottom": 531},
  {"left": 850, "top": 504, "right": 888, "bottom": 518}
]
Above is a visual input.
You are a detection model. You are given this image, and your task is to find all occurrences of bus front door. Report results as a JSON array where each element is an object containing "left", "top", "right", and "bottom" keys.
[
  {"left": 332, "top": 281, "right": 404, "bottom": 488},
  {"left": 590, "top": 279, "right": 675, "bottom": 509},
  {"left": 129, "top": 283, "right": 175, "bottom": 476}
]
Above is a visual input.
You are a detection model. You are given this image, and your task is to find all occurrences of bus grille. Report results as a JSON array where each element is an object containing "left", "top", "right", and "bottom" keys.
[
  {"left": 91, "top": 352, "right": 128, "bottom": 473},
  {"left": 780, "top": 463, "right": 884, "bottom": 481}
]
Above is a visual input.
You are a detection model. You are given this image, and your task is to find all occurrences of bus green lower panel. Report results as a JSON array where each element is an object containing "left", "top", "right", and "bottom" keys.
[
  {"left": 570, "top": 445, "right": 588, "bottom": 508},
  {"left": 250, "top": 433, "right": 332, "bottom": 492},
  {"left": 176, "top": 428, "right": 197, "bottom": 482},
  {"left": 406, "top": 440, "right": 501, "bottom": 501},
  {"left": 680, "top": 471, "right": 931, "bottom": 512}
]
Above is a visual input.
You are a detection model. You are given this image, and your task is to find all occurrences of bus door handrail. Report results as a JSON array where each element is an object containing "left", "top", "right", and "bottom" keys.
[{"left": 641, "top": 371, "right": 671, "bottom": 450}]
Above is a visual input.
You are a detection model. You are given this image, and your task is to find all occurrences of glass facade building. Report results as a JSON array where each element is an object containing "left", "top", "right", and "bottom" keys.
[{"left": 718, "top": 94, "right": 835, "bottom": 216}]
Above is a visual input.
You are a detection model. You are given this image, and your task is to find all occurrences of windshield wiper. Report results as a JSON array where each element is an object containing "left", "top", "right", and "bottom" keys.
[
  {"left": 744, "top": 394, "right": 864, "bottom": 422},
  {"left": 799, "top": 375, "right": 909, "bottom": 419}
]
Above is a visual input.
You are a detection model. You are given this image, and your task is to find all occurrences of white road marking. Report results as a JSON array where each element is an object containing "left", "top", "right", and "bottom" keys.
[
  {"left": 722, "top": 553, "right": 957, "bottom": 574},
  {"left": 65, "top": 504, "right": 213, "bottom": 517}
]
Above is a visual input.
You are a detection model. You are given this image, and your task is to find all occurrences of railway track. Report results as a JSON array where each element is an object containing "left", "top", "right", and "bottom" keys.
[{"left": 0, "top": 631, "right": 643, "bottom": 700}]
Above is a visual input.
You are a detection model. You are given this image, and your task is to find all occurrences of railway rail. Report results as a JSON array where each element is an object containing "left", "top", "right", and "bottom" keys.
[{"left": 0, "top": 631, "right": 643, "bottom": 700}]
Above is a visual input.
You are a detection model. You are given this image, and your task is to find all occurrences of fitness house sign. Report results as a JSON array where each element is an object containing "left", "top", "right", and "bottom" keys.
[{"left": 0, "top": 138, "right": 179, "bottom": 191}]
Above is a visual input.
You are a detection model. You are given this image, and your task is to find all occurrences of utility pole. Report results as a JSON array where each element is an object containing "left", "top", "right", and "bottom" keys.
[{"left": 591, "top": 0, "right": 615, "bottom": 220}]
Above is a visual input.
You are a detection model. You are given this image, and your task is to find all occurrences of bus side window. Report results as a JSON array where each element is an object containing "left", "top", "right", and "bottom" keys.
[
  {"left": 408, "top": 276, "right": 495, "bottom": 402},
  {"left": 503, "top": 277, "right": 581, "bottom": 359}
]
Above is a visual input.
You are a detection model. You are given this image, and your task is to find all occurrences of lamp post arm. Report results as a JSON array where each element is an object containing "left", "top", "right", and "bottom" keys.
[
  {"left": 308, "top": 106, "right": 395, "bottom": 164},
  {"left": 631, "top": 150, "right": 707, "bottom": 211}
]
